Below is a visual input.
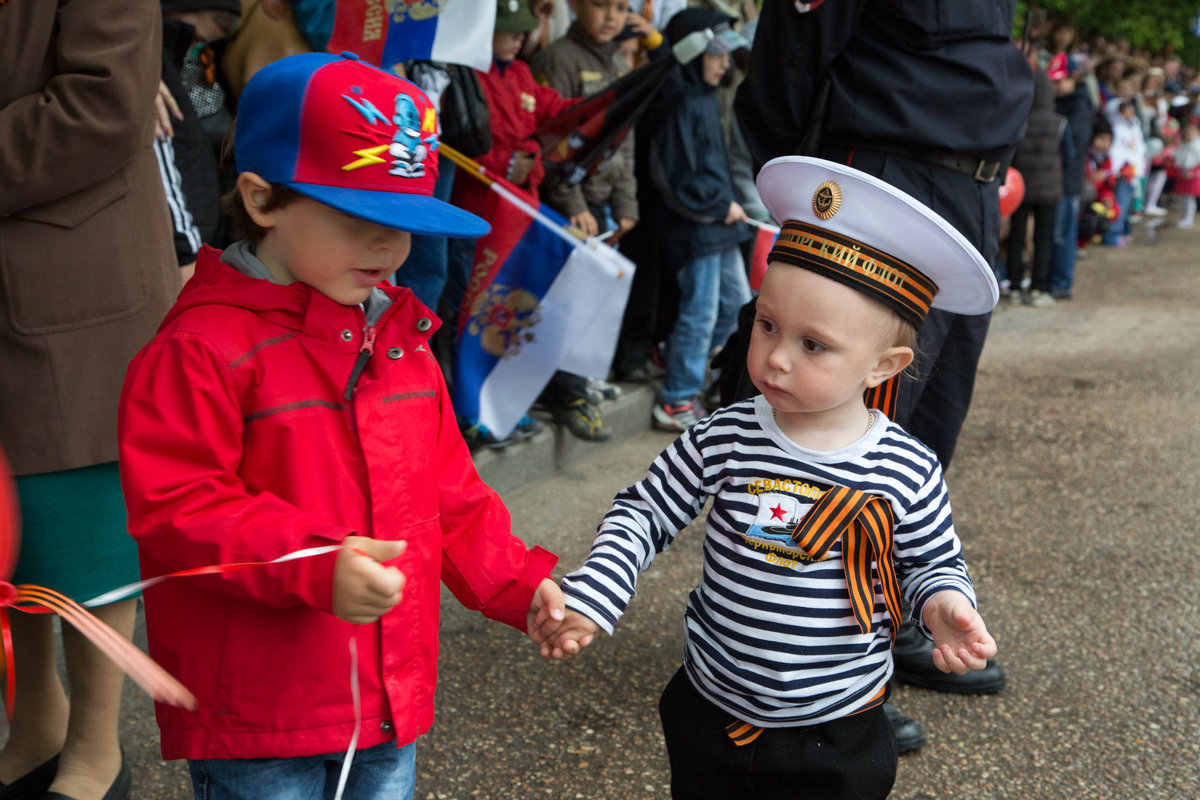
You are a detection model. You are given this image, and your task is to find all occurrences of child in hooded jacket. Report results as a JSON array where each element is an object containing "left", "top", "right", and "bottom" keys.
[{"left": 118, "top": 53, "right": 563, "bottom": 800}]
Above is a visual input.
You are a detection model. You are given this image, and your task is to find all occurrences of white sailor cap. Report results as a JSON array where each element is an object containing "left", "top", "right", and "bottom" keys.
[{"left": 755, "top": 156, "right": 998, "bottom": 326}]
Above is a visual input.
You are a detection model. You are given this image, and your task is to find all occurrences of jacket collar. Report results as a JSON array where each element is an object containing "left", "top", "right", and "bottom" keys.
[{"left": 166, "top": 245, "right": 441, "bottom": 349}]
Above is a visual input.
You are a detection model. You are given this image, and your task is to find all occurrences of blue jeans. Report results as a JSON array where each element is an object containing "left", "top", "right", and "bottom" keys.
[
  {"left": 394, "top": 162, "right": 456, "bottom": 311},
  {"left": 1103, "top": 179, "right": 1134, "bottom": 244},
  {"left": 188, "top": 741, "right": 416, "bottom": 800},
  {"left": 661, "top": 247, "right": 751, "bottom": 404},
  {"left": 1050, "top": 195, "right": 1080, "bottom": 292}
]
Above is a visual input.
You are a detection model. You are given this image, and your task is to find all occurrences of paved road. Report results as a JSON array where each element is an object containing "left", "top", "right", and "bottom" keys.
[{"left": 9, "top": 218, "right": 1199, "bottom": 799}]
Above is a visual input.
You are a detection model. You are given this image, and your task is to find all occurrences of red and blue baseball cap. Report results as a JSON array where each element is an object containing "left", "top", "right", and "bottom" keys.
[{"left": 234, "top": 51, "right": 489, "bottom": 238}]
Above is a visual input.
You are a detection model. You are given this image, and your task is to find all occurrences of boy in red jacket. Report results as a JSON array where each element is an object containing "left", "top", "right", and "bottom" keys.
[{"left": 118, "top": 52, "right": 564, "bottom": 800}]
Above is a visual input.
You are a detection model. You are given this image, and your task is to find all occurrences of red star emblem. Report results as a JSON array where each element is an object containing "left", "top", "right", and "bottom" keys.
[{"left": 770, "top": 504, "right": 787, "bottom": 521}]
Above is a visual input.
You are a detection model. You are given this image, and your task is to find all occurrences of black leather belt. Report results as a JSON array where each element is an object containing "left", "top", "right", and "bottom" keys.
[{"left": 850, "top": 141, "right": 1002, "bottom": 184}]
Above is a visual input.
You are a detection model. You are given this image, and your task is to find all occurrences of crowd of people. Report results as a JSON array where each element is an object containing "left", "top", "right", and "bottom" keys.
[
  {"left": 1, "top": 1, "right": 1196, "bottom": 800},
  {"left": 1006, "top": 13, "right": 1200, "bottom": 306}
]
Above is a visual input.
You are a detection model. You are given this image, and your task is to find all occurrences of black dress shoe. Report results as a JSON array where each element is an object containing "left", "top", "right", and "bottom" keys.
[
  {"left": 892, "top": 621, "right": 1007, "bottom": 695},
  {"left": 0, "top": 754, "right": 58, "bottom": 800},
  {"left": 44, "top": 755, "right": 130, "bottom": 800},
  {"left": 883, "top": 702, "right": 925, "bottom": 754}
]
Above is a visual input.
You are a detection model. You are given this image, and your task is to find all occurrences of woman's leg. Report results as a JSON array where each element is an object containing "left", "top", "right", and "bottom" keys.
[
  {"left": 47, "top": 597, "right": 137, "bottom": 800},
  {"left": 0, "top": 613, "right": 69, "bottom": 782}
]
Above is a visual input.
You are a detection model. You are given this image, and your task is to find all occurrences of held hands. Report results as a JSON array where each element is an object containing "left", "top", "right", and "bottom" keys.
[
  {"left": 525, "top": 579, "right": 600, "bottom": 659},
  {"left": 921, "top": 591, "right": 997, "bottom": 675},
  {"left": 332, "top": 537, "right": 407, "bottom": 624},
  {"left": 537, "top": 608, "right": 601, "bottom": 660},
  {"left": 527, "top": 577, "right": 565, "bottom": 649}
]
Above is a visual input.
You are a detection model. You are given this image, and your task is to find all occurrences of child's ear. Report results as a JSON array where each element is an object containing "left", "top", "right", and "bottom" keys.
[
  {"left": 237, "top": 172, "right": 277, "bottom": 229},
  {"left": 865, "top": 346, "right": 914, "bottom": 389}
]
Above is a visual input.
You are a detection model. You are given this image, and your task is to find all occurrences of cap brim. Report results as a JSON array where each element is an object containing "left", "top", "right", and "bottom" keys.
[
  {"left": 756, "top": 156, "right": 997, "bottom": 315},
  {"left": 288, "top": 184, "right": 490, "bottom": 238}
]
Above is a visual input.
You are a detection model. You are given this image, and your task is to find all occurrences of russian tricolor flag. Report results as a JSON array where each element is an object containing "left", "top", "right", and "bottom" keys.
[
  {"left": 452, "top": 179, "right": 635, "bottom": 438},
  {"left": 747, "top": 219, "right": 780, "bottom": 291},
  {"left": 328, "top": 1, "right": 496, "bottom": 72}
]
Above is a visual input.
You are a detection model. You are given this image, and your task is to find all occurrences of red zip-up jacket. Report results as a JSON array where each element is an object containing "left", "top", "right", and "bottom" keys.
[
  {"left": 118, "top": 246, "right": 556, "bottom": 760},
  {"left": 452, "top": 57, "right": 576, "bottom": 216}
]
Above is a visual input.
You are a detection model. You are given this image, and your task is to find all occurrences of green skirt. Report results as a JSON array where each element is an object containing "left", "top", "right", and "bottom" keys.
[{"left": 12, "top": 461, "right": 141, "bottom": 604}]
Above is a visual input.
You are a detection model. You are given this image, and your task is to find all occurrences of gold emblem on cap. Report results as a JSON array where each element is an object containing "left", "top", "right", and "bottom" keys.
[{"left": 812, "top": 181, "right": 842, "bottom": 221}]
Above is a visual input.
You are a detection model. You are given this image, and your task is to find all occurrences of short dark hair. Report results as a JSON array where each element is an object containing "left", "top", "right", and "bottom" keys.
[
  {"left": 220, "top": 183, "right": 302, "bottom": 244},
  {"left": 218, "top": 117, "right": 303, "bottom": 243}
]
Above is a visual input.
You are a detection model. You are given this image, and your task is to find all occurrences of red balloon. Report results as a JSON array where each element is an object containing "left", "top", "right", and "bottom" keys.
[
  {"left": 0, "top": 446, "right": 19, "bottom": 581},
  {"left": 999, "top": 166, "right": 1025, "bottom": 218}
]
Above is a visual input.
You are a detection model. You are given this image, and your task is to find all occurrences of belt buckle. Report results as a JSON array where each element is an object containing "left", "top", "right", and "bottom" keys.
[{"left": 973, "top": 159, "right": 999, "bottom": 184}]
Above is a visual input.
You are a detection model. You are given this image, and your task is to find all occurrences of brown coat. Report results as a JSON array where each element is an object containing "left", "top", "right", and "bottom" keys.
[{"left": 0, "top": 0, "right": 180, "bottom": 476}]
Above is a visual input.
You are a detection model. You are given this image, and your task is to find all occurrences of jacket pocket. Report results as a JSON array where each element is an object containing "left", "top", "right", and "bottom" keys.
[{"left": 0, "top": 168, "right": 149, "bottom": 335}]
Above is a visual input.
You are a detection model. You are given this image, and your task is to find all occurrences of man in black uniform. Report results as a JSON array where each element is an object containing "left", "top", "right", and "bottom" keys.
[{"left": 732, "top": 0, "right": 1033, "bottom": 752}]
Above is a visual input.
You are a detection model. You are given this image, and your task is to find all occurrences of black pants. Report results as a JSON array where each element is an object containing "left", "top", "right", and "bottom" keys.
[
  {"left": 658, "top": 669, "right": 897, "bottom": 800},
  {"left": 892, "top": 307, "right": 990, "bottom": 468},
  {"left": 1006, "top": 201, "right": 1057, "bottom": 293},
  {"left": 823, "top": 146, "right": 999, "bottom": 469}
]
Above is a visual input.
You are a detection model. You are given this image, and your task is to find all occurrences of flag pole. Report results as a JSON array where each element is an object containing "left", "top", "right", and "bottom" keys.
[
  {"left": 439, "top": 144, "right": 586, "bottom": 251},
  {"left": 743, "top": 217, "right": 780, "bottom": 233}
]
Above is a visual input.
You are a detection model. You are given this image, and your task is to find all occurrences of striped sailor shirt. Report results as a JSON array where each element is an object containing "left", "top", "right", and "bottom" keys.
[{"left": 562, "top": 395, "right": 977, "bottom": 728}]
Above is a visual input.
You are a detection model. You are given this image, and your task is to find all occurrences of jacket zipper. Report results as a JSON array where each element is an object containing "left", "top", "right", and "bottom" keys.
[{"left": 343, "top": 324, "right": 378, "bottom": 402}]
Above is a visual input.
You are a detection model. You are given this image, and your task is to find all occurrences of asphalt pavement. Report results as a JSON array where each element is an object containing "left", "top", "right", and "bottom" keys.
[{"left": 8, "top": 212, "right": 1199, "bottom": 799}]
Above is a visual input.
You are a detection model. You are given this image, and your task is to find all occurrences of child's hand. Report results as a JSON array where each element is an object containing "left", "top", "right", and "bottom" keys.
[
  {"left": 540, "top": 609, "right": 601, "bottom": 660},
  {"left": 509, "top": 151, "right": 538, "bottom": 185},
  {"left": 921, "top": 591, "right": 997, "bottom": 675},
  {"left": 570, "top": 210, "right": 600, "bottom": 238},
  {"left": 527, "top": 577, "right": 566, "bottom": 647},
  {"left": 724, "top": 202, "right": 748, "bottom": 225},
  {"left": 332, "top": 536, "right": 406, "bottom": 624},
  {"left": 625, "top": 12, "right": 654, "bottom": 40},
  {"left": 609, "top": 217, "right": 637, "bottom": 244}
]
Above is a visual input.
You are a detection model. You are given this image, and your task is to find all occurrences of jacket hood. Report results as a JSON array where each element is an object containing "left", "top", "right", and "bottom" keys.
[
  {"left": 665, "top": 8, "right": 735, "bottom": 89},
  {"left": 1032, "top": 70, "right": 1055, "bottom": 111}
]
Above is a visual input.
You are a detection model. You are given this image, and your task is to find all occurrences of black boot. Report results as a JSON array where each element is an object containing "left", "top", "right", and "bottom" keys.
[
  {"left": 0, "top": 754, "right": 59, "bottom": 800},
  {"left": 893, "top": 620, "right": 1006, "bottom": 694},
  {"left": 883, "top": 702, "right": 925, "bottom": 754}
]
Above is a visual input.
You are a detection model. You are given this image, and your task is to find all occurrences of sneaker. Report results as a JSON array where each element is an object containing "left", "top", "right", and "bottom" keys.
[
  {"left": 1176, "top": 219, "right": 1194, "bottom": 229},
  {"left": 551, "top": 399, "right": 611, "bottom": 441},
  {"left": 461, "top": 420, "right": 516, "bottom": 451},
  {"left": 1028, "top": 289, "right": 1056, "bottom": 308},
  {"left": 1145, "top": 205, "right": 1168, "bottom": 216},
  {"left": 586, "top": 378, "right": 622, "bottom": 404},
  {"left": 652, "top": 398, "right": 705, "bottom": 432},
  {"left": 1050, "top": 288, "right": 1073, "bottom": 300},
  {"left": 513, "top": 415, "right": 545, "bottom": 440}
]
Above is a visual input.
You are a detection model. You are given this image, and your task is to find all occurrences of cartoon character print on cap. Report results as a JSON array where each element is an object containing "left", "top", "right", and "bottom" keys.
[{"left": 389, "top": 93, "right": 439, "bottom": 177}]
